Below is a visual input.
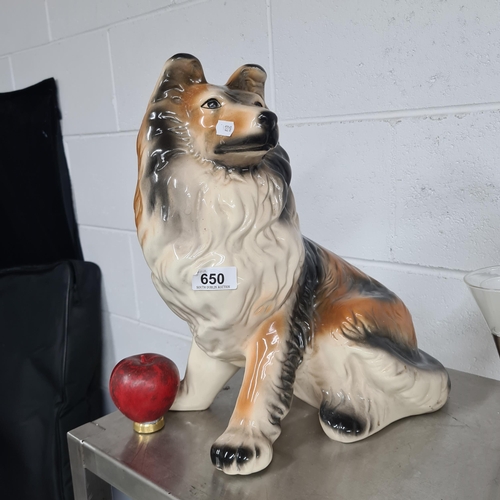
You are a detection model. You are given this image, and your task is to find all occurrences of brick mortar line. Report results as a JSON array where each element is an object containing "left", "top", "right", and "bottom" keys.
[
  {"left": 44, "top": 0, "right": 53, "bottom": 42},
  {"left": 80, "top": 221, "right": 468, "bottom": 278},
  {"left": 64, "top": 130, "right": 138, "bottom": 140},
  {"left": 79, "top": 224, "right": 136, "bottom": 235},
  {"left": 7, "top": 55, "right": 16, "bottom": 89},
  {"left": 344, "top": 256, "right": 467, "bottom": 279},
  {"left": 127, "top": 234, "right": 141, "bottom": 321},
  {"left": 282, "top": 102, "right": 500, "bottom": 127},
  {"left": 62, "top": 101, "right": 500, "bottom": 140},
  {"left": 266, "top": 0, "right": 277, "bottom": 111},
  {"left": 107, "top": 312, "right": 192, "bottom": 342},
  {"left": 106, "top": 31, "right": 121, "bottom": 132}
]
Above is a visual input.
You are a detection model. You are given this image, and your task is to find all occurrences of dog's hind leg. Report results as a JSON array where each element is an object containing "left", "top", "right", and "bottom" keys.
[
  {"left": 295, "top": 339, "right": 373, "bottom": 442},
  {"left": 210, "top": 305, "right": 299, "bottom": 475},
  {"left": 295, "top": 336, "right": 450, "bottom": 444}
]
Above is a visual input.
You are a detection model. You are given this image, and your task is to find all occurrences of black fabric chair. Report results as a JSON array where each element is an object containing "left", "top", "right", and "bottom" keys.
[{"left": 0, "top": 80, "right": 103, "bottom": 500}]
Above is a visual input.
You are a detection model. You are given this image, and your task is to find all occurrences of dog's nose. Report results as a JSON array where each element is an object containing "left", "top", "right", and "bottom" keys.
[{"left": 258, "top": 111, "right": 277, "bottom": 129}]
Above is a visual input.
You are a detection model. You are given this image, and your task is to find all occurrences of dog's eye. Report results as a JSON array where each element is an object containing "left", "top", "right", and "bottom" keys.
[
  {"left": 202, "top": 98, "right": 221, "bottom": 109},
  {"left": 254, "top": 101, "right": 263, "bottom": 107}
]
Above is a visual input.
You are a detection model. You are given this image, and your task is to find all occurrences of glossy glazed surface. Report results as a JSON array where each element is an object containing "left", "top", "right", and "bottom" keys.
[{"left": 135, "top": 54, "right": 450, "bottom": 475}]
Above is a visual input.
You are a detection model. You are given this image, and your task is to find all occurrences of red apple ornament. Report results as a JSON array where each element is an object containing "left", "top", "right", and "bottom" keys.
[{"left": 109, "top": 353, "right": 180, "bottom": 433}]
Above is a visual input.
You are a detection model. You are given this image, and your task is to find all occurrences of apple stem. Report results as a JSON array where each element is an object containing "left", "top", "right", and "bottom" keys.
[{"left": 140, "top": 354, "right": 147, "bottom": 364}]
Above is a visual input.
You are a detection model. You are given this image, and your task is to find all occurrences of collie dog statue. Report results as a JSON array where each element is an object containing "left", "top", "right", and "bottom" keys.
[{"left": 134, "top": 53, "right": 450, "bottom": 475}]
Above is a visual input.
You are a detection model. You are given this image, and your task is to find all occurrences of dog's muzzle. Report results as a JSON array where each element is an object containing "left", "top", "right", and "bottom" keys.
[{"left": 214, "top": 110, "right": 279, "bottom": 155}]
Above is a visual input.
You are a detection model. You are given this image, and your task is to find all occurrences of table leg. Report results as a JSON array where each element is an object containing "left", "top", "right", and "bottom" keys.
[{"left": 68, "top": 431, "right": 112, "bottom": 500}]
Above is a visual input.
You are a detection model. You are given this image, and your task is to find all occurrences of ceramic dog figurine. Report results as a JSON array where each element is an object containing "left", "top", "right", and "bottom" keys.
[{"left": 134, "top": 53, "right": 450, "bottom": 475}]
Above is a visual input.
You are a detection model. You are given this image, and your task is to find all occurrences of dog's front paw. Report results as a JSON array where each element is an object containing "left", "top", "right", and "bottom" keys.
[
  {"left": 210, "top": 427, "right": 273, "bottom": 475},
  {"left": 170, "top": 380, "right": 212, "bottom": 411}
]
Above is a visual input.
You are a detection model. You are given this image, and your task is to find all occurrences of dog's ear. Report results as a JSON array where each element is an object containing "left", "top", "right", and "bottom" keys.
[
  {"left": 152, "top": 53, "right": 207, "bottom": 102},
  {"left": 226, "top": 64, "right": 267, "bottom": 100}
]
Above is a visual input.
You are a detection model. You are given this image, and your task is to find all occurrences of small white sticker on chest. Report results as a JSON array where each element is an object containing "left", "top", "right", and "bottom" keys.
[
  {"left": 216, "top": 120, "right": 235, "bottom": 137},
  {"left": 192, "top": 267, "right": 238, "bottom": 291}
]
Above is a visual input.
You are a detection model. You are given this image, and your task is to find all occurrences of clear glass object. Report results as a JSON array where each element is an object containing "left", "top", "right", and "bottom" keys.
[{"left": 464, "top": 265, "right": 500, "bottom": 357}]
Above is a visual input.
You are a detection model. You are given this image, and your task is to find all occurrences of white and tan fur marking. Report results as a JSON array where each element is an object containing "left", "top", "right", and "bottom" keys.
[{"left": 141, "top": 157, "right": 303, "bottom": 358}]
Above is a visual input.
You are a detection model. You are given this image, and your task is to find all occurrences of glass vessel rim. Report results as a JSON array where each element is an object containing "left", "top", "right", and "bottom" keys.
[{"left": 464, "top": 265, "right": 500, "bottom": 292}]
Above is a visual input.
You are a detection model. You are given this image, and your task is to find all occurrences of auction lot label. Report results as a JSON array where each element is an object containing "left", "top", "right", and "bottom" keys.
[
  {"left": 216, "top": 120, "right": 235, "bottom": 137},
  {"left": 192, "top": 267, "right": 237, "bottom": 290}
]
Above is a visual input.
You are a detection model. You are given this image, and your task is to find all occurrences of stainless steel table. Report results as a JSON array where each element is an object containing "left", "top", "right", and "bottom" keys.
[{"left": 68, "top": 369, "right": 500, "bottom": 500}]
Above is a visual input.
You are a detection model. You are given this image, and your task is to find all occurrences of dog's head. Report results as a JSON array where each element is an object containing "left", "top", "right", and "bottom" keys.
[{"left": 138, "top": 53, "right": 279, "bottom": 170}]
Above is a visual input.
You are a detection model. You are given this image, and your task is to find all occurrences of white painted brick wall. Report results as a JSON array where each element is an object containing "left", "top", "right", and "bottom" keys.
[
  {"left": 66, "top": 134, "right": 138, "bottom": 231},
  {"left": 0, "top": 0, "right": 50, "bottom": 55},
  {"left": 11, "top": 31, "right": 118, "bottom": 134},
  {"left": 108, "top": 0, "right": 271, "bottom": 130},
  {"left": 272, "top": 0, "right": 500, "bottom": 119},
  {"left": 46, "top": 0, "right": 175, "bottom": 40},
  {"left": 1, "top": 0, "right": 498, "bottom": 415}
]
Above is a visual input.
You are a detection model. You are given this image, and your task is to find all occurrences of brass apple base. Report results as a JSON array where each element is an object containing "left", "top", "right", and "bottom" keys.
[{"left": 133, "top": 416, "right": 165, "bottom": 434}]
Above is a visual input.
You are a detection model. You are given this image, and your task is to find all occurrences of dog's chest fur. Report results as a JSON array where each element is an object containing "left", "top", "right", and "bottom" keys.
[{"left": 142, "top": 160, "right": 304, "bottom": 360}]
